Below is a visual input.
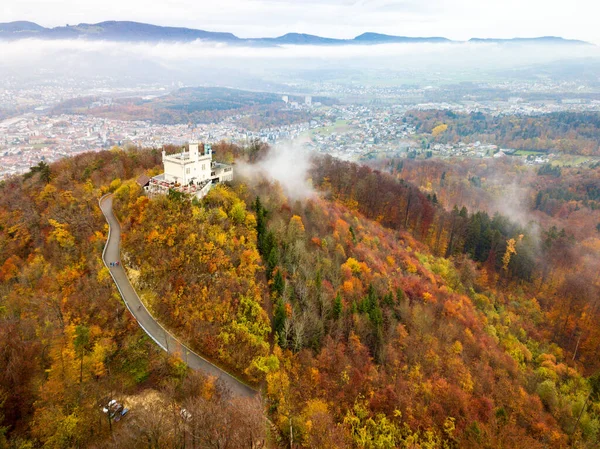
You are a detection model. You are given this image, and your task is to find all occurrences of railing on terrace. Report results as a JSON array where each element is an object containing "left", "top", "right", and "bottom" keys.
[{"left": 148, "top": 178, "right": 212, "bottom": 197}]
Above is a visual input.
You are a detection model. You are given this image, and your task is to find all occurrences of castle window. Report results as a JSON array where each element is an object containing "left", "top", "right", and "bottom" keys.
[{"left": 186, "top": 168, "right": 190, "bottom": 174}]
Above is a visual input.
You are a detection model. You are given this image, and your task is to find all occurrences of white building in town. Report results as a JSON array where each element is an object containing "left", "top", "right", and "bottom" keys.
[{"left": 145, "top": 142, "right": 233, "bottom": 199}]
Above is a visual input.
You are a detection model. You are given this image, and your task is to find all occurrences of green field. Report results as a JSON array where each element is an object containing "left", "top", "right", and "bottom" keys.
[
  {"left": 552, "top": 155, "right": 598, "bottom": 167},
  {"left": 299, "top": 119, "right": 349, "bottom": 141},
  {"left": 512, "top": 150, "right": 547, "bottom": 156},
  {"left": 312, "top": 119, "right": 348, "bottom": 135}
]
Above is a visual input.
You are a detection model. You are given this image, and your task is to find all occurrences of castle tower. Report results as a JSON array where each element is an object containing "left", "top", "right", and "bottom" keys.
[{"left": 190, "top": 142, "right": 200, "bottom": 162}]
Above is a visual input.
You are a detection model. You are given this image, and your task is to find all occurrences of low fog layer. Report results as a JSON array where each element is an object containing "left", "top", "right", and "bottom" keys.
[{"left": 2, "top": 38, "right": 600, "bottom": 88}]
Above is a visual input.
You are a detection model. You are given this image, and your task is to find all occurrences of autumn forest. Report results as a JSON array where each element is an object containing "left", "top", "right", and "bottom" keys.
[{"left": 1, "top": 141, "right": 600, "bottom": 448}]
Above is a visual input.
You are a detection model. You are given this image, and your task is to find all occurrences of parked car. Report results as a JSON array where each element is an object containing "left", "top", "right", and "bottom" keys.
[{"left": 102, "top": 399, "right": 129, "bottom": 421}]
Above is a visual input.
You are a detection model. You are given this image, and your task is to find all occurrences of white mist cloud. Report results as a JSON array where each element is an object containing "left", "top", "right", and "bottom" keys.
[
  {"left": 2, "top": 38, "right": 599, "bottom": 70},
  {"left": 236, "top": 142, "right": 315, "bottom": 200},
  {"left": 492, "top": 181, "right": 534, "bottom": 227},
  {"left": 487, "top": 175, "right": 542, "bottom": 250}
]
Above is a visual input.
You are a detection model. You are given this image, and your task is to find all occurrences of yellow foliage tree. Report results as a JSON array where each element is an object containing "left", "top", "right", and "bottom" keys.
[
  {"left": 48, "top": 219, "right": 75, "bottom": 248},
  {"left": 502, "top": 235, "right": 523, "bottom": 271},
  {"left": 432, "top": 124, "right": 448, "bottom": 137},
  {"left": 288, "top": 215, "right": 306, "bottom": 241}
]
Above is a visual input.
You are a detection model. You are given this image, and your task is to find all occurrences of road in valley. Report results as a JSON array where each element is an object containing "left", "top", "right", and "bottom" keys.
[{"left": 99, "top": 194, "right": 257, "bottom": 398}]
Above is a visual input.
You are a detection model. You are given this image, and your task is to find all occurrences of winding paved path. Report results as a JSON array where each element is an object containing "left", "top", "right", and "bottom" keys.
[{"left": 99, "top": 194, "right": 257, "bottom": 397}]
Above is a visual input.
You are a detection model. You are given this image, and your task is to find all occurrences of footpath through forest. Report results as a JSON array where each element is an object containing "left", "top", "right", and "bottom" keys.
[{"left": 99, "top": 194, "right": 257, "bottom": 397}]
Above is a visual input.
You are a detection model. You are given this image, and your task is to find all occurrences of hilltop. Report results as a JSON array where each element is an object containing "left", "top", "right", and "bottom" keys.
[{"left": 0, "top": 143, "right": 599, "bottom": 447}]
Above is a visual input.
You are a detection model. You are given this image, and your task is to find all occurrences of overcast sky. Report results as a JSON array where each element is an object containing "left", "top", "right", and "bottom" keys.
[{"left": 3, "top": 0, "right": 598, "bottom": 44}]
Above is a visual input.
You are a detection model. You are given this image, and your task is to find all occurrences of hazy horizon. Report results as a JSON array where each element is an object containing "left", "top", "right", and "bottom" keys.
[
  {"left": 3, "top": 37, "right": 599, "bottom": 92},
  {"left": 2, "top": 0, "right": 599, "bottom": 44}
]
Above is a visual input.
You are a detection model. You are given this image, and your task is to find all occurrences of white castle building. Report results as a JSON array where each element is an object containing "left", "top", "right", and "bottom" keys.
[{"left": 145, "top": 142, "right": 233, "bottom": 199}]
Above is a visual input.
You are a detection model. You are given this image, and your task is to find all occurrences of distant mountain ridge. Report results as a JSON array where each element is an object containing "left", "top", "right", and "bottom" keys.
[
  {"left": 353, "top": 32, "right": 451, "bottom": 44},
  {"left": 0, "top": 21, "right": 240, "bottom": 42},
  {"left": 0, "top": 21, "right": 593, "bottom": 46},
  {"left": 468, "top": 36, "right": 590, "bottom": 45}
]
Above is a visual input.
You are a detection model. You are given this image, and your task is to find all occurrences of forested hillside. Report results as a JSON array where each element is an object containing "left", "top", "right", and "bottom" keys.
[
  {"left": 1, "top": 144, "right": 599, "bottom": 448},
  {"left": 406, "top": 110, "right": 600, "bottom": 156},
  {"left": 0, "top": 148, "right": 265, "bottom": 448},
  {"left": 50, "top": 87, "right": 319, "bottom": 129},
  {"left": 114, "top": 183, "right": 273, "bottom": 384}
]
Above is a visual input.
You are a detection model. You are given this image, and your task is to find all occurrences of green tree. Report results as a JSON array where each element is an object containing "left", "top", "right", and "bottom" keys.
[
  {"left": 24, "top": 161, "right": 51, "bottom": 183},
  {"left": 572, "top": 372, "right": 600, "bottom": 435},
  {"left": 74, "top": 325, "right": 90, "bottom": 384},
  {"left": 332, "top": 292, "right": 343, "bottom": 320},
  {"left": 167, "top": 188, "right": 186, "bottom": 204},
  {"left": 273, "top": 299, "right": 287, "bottom": 341},
  {"left": 273, "top": 269, "right": 285, "bottom": 298}
]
